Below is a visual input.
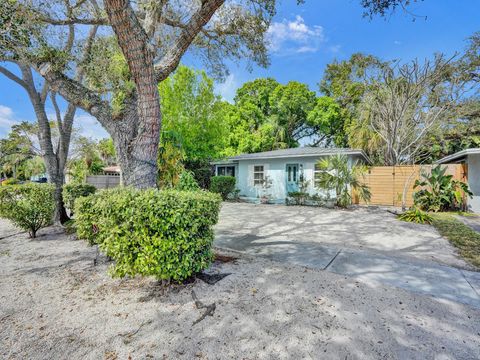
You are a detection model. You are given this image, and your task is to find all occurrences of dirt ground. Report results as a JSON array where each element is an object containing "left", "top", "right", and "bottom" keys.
[{"left": 1, "top": 219, "right": 480, "bottom": 360}]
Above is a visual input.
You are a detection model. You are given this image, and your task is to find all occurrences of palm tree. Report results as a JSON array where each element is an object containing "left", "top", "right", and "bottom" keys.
[{"left": 315, "top": 154, "right": 371, "bottom": 208}]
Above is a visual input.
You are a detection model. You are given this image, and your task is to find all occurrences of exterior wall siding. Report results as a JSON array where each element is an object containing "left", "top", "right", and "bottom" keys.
[
  {"left": 231, "top": 155, "right": 346, "bottom": 202},
  {"left": 467, "top": 154, "right": 480, "bottom": 213}
]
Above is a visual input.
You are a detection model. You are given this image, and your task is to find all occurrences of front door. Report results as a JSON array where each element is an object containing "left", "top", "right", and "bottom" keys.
[{"left": 286, "top": 164, "right": 299, "bottom": 193}]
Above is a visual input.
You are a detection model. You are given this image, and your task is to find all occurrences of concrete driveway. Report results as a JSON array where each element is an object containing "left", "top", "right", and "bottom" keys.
[{"left": 215, "top": 202, "right": 480, "bottom": 308}]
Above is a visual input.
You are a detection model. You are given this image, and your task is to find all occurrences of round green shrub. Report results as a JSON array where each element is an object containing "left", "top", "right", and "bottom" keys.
[
  {"left": 0, "top": 183, "right": 55, "bottom": 238},
  {"left": 62, "top": 183, "right": 96, "bottom": 215},
  {"left": 175, "top": 170, "right": 200, "bottom": 191},
  {"left": 210, "top": 176, "right": 236, "bottom": 200},
  {"left": 74, "top": 188, "right": 222, "bottom": 281}
]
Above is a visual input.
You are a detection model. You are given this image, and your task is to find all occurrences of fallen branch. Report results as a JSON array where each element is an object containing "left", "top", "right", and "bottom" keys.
[
  {"left": 191, "top": 290, "right": 216, "bottom": 326},
  {"left": 120, "top": 319, "right": 153, "bottom": 344}
]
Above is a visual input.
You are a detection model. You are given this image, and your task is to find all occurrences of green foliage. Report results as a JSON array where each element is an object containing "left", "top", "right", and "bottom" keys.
[
  {"left": 68, "top": 136, "right": 107, "bottom": 183},
  {"left": 269, "top": 81, "right": 317, "bottom": 147},
  {"left": 62, "top": 184, "right": 96, "bottom": 214},
  {"left": 83, "top": 36, "right": 134, "bottom": 116},
  {"left": 222, "top": 77, "right": 351, "bottom": 156},
  {"left": 1, "top": 178, "right": 19, "bottom": 186},
  {"left": 320, "top": 53, "right": 386, "bottom": 161},
  {"left": 210, "top": 176, "right": 236, "bottom": 200},
  {"left": 185, "top": 160, "right": 214, "bottom": 189},
  {"left": 0, "top": 121, "right": 38, "bottom": 180},
  {"left": 413, "top": 165, "right": 473, "bottom": 212},
  {"left": 74, "top": 188, "right": 222, "bottom": 280},
  {"left": 307, "top": 97, "right": 345, "bottom": 146},
  {"left": 159, "top": 65, "right": 227, "bottom": 161},
  {"left": 315, "top": 154, "right": 371, "bottom": 208},
  {"left": 0, "top": 0, "right": 34, "bottom": 59},
  {"left": 175, "top": 171, "right": 200, "bottom": 191},
  {"left": 0, "top": 183, "right": 54, "bottom": 238},
  {"left": 157, "top": 132, "right": 185, "bottom": 188},
  {"left": 398, "top": 207, "right": 433, "bottom": 224},
  {"left": 286, "top": 191, "right": 309, "bottom": 206}
]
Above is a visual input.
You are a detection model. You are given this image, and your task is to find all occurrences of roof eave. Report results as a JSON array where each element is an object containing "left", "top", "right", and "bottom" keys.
[
  {"left": 229, "top": 150, "right": 372, "bottom": 163},
  {"left": 436, "top": 149, "right": 480, "bottom": 164}
]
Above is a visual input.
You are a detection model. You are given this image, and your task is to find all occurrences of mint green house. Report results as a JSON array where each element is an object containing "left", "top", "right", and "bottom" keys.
[{"left": 212, "top": 148, "right": 370, "bottom": 203}]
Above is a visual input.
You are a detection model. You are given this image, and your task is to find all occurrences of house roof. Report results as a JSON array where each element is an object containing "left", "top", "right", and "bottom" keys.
[
  {"left": 225, "top": 147, "right": 371, "bottom": 163},
  {"left": 436, "top": 148, "right": 480, "bottom": 164},
  {"left": 103, "top": 165, "right": 121, "bottom": 173}
]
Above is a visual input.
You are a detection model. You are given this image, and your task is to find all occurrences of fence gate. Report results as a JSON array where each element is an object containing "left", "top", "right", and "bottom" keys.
[{"left": 353, "top": 164, "right": 466, "bottom": 207}]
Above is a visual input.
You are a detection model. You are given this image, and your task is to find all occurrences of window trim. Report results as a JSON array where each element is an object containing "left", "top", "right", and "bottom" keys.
[
  {"left": 253, "top": 165, "right": 264, "bottom": 186},
  {"left": 313, "top": 163, "right": 324, "bottom": 188},
  {"left": 217, "top": 165, "right": 235, "bottom": 177}
]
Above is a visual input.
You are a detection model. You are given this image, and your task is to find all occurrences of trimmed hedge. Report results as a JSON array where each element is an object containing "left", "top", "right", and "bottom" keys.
[
  {"left": 74, "top": 188, "right": 222, "bottom": 281},
  {"left": 210, "top": 176, "right": 236, "bottom": 200},
  {"left": 62, "top": 183, "right": 96, "bottom": 214},
  {"left": 0, "top": 183, "right": 55, "bottom": 238}
]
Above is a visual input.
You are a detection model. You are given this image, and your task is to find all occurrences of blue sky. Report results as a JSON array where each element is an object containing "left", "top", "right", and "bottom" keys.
[{"left": 0, "top": 0, "right": 478, "bottom": 139}]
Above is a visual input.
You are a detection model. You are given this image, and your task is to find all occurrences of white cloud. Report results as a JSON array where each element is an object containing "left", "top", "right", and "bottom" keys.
[
  {"left": 74, "top": 113, "right": 109, "bottom": 140},
  {"left": 267, "top": 15, "right": 325, "bottom": 54},
  {"left": 215, "top": 73, "right": 238, "bottom": 103},
  {"left": 0, "top": 105, "right": 20, "bottom": 138},
  {"left": 394, "top": 40, "right": 402, "bottom": 45}
]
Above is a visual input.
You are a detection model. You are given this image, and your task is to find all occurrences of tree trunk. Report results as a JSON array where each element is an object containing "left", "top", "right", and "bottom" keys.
[
  {"left": 110, "top": 106, "right": 159, "bottom": 188},
  {"left": 105, "top": 0, "right": 161, "bottom": 189},
  {"left": 45, "top": 161, "right": 69, "bottom": 224}
]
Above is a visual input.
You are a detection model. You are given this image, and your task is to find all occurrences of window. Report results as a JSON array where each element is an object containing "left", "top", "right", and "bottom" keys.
[
  {"left": 314, "top": 163, "right": 323, "bottom": 187},
  {"left": 253, "top": 165, "right": 264, "bottom": 185},
  {"left": 217, "top": 166, "right": 235, "bottom": 177}
]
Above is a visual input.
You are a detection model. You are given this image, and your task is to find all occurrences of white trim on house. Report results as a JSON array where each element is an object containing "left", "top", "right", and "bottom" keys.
[
  {"left": 229, "top": 149, "right": 371, "bottom": 163},
  {"left": 436, "top": 148, "right": 480, "bottom": 164}
]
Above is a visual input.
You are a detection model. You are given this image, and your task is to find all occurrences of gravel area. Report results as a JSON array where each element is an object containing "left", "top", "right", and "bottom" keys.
[{"left": 1, "top": 219, "right": 480, "bottom": 359}]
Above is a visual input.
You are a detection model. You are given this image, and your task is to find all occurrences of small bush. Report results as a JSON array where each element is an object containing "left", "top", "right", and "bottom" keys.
[
  {"left": 210, "top": 176, "right": 236, "bottom": 200},
  {"left": 175, "top": 171, "right": 200, "bottom": 191},
  {"left": 286, "top": 191, "right": 309, "bottom": 206},
  {"left": 0, "top": 183, "right": 55, "bottom": 237},
  {"left": 75, "top": 188, "right": 222, "bottom": 280},
  {"left": 398, "top": 207, "right": 433, "bottom": 225},
  {"left": 1, "top": 178, "right": 19, "bottom": 186},
  {"left": 413, "top": 165, "right": 472, "bottom": 212},
  {"left": 62, "top": 184, "right": 96, "bottom": 215}
]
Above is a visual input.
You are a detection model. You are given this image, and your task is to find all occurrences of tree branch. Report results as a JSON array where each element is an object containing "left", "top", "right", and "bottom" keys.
[
  {"left": 154, "top": 0, "right": 225, "bottom": 82},
  {"left": 0, "top": 65, "right": 29, "bottom": 90}
]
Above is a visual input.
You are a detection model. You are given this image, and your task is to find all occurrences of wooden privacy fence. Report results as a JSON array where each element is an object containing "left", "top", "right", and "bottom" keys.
[{"left": 353, "top": 164, "right": 467, "bottom": 207}]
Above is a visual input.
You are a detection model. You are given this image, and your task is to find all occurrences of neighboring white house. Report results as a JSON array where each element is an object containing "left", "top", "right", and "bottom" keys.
[
  {"left": 212, "top": 147, "right": 370, "bottom": 203},
  {"left": 436, "top": 148, "right": 480, "bottom": 213}
]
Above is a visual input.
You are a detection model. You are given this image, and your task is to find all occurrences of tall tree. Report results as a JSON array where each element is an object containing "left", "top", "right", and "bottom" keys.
[
  {"left": 1, "top": 0, "right": 275, "bottom": 189},
  {"left": 0, "top": 1, "right": 98, "bottom": 222},
  {"left": 159, "top": 65, "right": 227, "bottom": 161},
  {"left": 320, "top": 53, "right": 384, "bottom": 149},
  {"left": 361, "top": 55, "right": 470, "bottom": 165},
  {"left": 269, "top": 81, "right": 317, "bottom": 147}
]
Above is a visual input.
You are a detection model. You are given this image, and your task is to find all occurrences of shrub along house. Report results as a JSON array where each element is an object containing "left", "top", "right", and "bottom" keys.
[
  {"left": 212, "top": 147, "right": 370, "bottom": 203},
  {"left": 436, "top": 148, "right": 480, "bottom": 213}
]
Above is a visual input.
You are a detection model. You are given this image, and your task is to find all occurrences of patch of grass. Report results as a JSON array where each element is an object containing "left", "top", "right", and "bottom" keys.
[{"left": 431, "top": 213, "right": 480, "bottom": 268}]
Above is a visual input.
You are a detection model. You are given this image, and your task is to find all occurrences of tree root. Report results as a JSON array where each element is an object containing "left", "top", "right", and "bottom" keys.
[{"left": 191, "top": 290, "right": 216, "bottom": 326}]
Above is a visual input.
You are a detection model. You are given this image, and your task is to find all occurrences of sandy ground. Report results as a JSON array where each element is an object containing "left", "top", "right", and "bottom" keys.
[{"left": 1, "top": 219, "right": 480, "bottom": 360}]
